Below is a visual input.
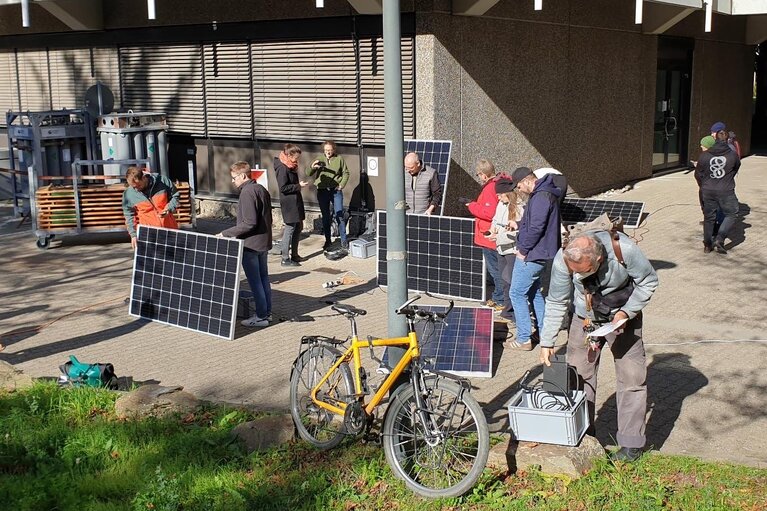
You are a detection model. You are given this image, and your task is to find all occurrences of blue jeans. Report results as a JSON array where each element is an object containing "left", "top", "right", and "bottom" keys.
[
  {"left": 317, "top": 188, "right": 347, "bottom": 243},
  {"left": 482, "top": 247, "right": 505, "bottom": 305},
  {"left": 242, "top": 249, "right": 271, "bottom": 319},
  {"left": 510, "top": 258, "right": 546, "bottom": 343}
]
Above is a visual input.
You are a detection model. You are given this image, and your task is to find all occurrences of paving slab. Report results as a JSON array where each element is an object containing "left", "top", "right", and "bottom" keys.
[{"left": 0, "top": 156, "right": 765, "bottom": 468}]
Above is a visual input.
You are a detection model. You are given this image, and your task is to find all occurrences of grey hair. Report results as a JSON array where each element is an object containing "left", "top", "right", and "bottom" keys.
[{"left": 563, "top": 233, "right": 605, "bottom": 266}]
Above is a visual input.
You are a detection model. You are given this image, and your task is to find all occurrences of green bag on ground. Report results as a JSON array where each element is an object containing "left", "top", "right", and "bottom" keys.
[{"left": 58, "top": 355, "right": 118, "bottom": 389}]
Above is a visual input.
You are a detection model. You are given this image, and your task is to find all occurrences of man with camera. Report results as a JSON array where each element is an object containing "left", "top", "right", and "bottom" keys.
[{"left": 539, "top": 232, "right": 659, "bottom": 462}]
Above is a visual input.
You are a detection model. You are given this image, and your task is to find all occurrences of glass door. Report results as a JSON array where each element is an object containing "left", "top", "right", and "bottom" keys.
[{"left": 653, "top": 38, "right": 692, "bottom": 172}]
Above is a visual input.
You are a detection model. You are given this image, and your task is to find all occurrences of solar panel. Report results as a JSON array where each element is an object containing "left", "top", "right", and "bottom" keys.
[
  {"left": 377, "top": 211, "right": 486, "bottom": 302},
  {"left": 404, "top": 139, "right": 452, "bottom": 215},
  {"left": 383, "top": 306, "right": 494, "bottom": 378},
  {"left": 130, "top": 225, "right": 243, "bottom": 340},
  {"left": 560, "top": 198, "right": 645, "bottom": 229}
]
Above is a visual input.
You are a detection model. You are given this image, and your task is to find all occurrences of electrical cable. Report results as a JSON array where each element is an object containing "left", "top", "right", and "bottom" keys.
[
  {"left": 0, "top": 295, "right": 128, "bottom": 343},
  {"left": 645, "top": 339, "right": 767, "bottom": 346}
]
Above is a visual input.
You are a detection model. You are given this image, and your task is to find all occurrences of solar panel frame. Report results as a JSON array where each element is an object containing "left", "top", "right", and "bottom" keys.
[
  {"left": 376, "top": 211, "right": 486, "bottom": 302},
  {"left": 383, "top": 305, "right": 494, "bottom": 378},
  {"left": 129, "top": 225, "right": 243, "bottom": 341},
  {"left": 404, "top": 139, "right": 452, "bottom": 216},
  {"left": 560, "top": 198, "right": 645, "bottom": 229}
]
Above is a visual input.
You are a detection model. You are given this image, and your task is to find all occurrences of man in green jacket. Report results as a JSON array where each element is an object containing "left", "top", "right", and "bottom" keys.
[{"left": 308, "top": 140, "right": 350, "bottom": 250}]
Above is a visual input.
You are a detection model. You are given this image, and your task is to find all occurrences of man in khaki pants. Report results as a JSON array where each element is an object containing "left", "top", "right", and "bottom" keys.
[{"left": 539, "top": 231, "right": 659, "bottom": 462}]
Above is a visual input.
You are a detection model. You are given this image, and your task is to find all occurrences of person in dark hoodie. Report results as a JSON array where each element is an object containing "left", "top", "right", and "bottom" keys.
[
  {"left": 695, "top": 129, "right": 740, "bottom": 254},
  {"left": 219, "top": 161, "right": 273, "bottom": 328},
  {"left": 506, "top": 166, "right": 563, "bottom": 350}
]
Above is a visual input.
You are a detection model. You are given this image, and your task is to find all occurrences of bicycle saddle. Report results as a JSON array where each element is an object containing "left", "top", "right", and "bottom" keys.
[{"left": 330, "top": 303, "right": 367, "bottom": 316}]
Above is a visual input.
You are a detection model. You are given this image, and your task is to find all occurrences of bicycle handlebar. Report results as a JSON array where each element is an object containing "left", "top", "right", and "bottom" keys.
[{"left": 396, "top": 296, "right": 454, "bottom": 322}]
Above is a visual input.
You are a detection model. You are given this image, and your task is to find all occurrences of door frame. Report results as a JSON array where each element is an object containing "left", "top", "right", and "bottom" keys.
[{"left": 653, "top": 37, "right": 694, "bottom": 173}]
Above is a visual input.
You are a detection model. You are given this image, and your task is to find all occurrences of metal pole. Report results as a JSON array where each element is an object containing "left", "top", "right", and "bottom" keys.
[{"left": 383, "top": 0, "right": 408, "bottom": 341}]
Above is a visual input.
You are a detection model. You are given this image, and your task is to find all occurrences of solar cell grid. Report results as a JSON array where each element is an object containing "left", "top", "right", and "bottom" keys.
[
  {"left": 130, "top": 226, "right": 243, "bottom": 340},
  {"left": 404, "top": 139, "right": 452, "bottom": 215},
  {"left": 382, "top": 305, "right": 494, "bottom": 378},
  {"left": 376, "top": 211, "right": 486, "bottom": 302},
  {"left": 561, "top": 198, "right": 645, "bottom": 229}
]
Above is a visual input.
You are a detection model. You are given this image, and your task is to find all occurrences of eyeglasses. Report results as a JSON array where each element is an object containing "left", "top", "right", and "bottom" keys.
[{"left": 231, "top": 175, "right": 240, "bottom": 182}]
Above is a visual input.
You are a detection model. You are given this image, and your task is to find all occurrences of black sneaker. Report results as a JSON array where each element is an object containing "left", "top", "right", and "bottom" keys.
[
  {"left": 609, "top": 447, "right": 643, "bottom": 463},
  {"left": 713, "top": 240, "right": 727, "bottom": 254},
  {"left": 323, "top": 240, "right": 332, "bottom": 250},
  {"left": 281, "top": 259, "right": 300, "bottom": 267},
  {"left": 340, "top": 240, "right": 349, "bottom": 250}
]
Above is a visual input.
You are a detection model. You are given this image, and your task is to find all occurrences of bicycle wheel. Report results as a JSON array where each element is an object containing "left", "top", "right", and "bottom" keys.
[
  {"left": 382, "top": 377, "right": 490, "bottom": 498},
  {"left": 290, "top": 344, "right": 354, "bottom": 449}
]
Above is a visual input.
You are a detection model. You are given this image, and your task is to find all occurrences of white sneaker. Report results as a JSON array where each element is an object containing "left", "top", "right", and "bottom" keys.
[{"left": 241, "top": 315, "right": 268, "bottom": 327}]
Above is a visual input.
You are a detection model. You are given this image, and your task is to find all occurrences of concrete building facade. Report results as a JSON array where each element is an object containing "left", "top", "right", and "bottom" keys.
[{"left": 0, "top": 0, "right": 764, "bottom": 220}]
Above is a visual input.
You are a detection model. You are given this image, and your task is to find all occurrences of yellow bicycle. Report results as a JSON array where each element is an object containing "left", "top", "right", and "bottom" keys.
[{"left": 289, "top": 295, "right": 490, "bottom": 498}]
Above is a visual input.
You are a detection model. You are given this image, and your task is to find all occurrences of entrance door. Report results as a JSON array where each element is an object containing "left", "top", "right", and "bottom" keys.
[{"left": 653, "top": 38, "right": 692, "bottom": 171}]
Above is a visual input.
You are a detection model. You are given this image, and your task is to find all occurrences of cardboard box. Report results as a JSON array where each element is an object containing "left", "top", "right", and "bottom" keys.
[
  {"left": 506, "top": 389, "right": 589, "bottom": 446},
  {"left": 349, "top": 239, "right": 376, "bottom": 259}
]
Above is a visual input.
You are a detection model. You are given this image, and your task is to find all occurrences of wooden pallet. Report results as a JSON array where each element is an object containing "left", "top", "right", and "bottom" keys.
[{"left": 35, "top": 182, "right": 193, "bottom": 230}]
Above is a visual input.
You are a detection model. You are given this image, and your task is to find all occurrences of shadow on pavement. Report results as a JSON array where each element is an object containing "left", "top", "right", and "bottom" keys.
[
  {"left": 726, "top": 202, "right": 751, "bottom": 250},
  {"left": 593, "top": 352, "right": 709, "bottom": 450},
  {"left": 0, "top": 318, "right": 151, "bottom": 365}
]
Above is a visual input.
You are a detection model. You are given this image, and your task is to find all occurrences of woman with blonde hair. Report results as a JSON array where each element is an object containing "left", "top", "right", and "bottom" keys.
[{"left": 487, "top": 178, "right": 526, "bottom": 329}]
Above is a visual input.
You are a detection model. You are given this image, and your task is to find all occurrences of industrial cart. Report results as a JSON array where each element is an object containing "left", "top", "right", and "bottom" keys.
[{"left": 32, "top": 159, "right": 195, "bottom": 249}]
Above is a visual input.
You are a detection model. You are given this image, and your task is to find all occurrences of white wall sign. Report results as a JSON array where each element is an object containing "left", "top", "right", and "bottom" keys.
[{"left": 366, "top": 156, "right": 379, "bottom": 177}]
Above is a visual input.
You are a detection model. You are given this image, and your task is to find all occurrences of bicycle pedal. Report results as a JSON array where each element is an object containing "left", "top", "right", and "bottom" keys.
[{"left": 362, "top": 432, "right": 381, "bottom": 445}]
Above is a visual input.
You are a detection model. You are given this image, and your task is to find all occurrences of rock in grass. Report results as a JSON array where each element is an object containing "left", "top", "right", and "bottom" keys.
[
  {"left": 231, "top": 415, "right": 294, "bottom": 453},
  {"left": 0, "top": 360, "right": 34, "bottom": 391},
  {"left": 487, "top": 435, "right": 605, "bottom": 479},
  {"left": 114, "top": 384, "right": 199, "bottom": 419}
]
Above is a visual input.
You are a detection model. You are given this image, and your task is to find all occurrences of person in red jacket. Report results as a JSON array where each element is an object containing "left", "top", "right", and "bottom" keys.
[{"left": 465, "top": 159, "right": 506, "bottom": 310}]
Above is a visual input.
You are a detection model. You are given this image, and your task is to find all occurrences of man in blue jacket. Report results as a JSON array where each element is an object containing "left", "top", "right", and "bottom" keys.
[{"left": 507, "top": 167, "right": 562, "bottom": 350}]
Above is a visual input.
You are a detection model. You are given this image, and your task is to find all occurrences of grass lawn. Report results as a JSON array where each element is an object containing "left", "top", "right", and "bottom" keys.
[{"left": 0, "top": 382, "right": 765, "bottom": 510}]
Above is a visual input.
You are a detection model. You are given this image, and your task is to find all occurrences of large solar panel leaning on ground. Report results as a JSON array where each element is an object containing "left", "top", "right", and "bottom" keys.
[
  {"left": 383, "top": 305, "right": 494, "bottom": 378},
  {"left": 404, "top": 139, "right": 452, "bottom": 215},
  {"left": 130, "top": 226, "right": 243, "bottom": 340},
  {"left": 376, "top": 211, "right": 486, "bottom": 302},
  {"left": 560, "top": 198, "right": 645, "bottom": 229}
]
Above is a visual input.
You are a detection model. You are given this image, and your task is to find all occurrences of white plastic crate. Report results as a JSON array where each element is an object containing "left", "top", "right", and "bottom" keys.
[
  {"left": 506, "top": 389, "right": 589, "bottom": 446},
  {"left": 349, "top": 239, "right": 375, "bottom": 259}
]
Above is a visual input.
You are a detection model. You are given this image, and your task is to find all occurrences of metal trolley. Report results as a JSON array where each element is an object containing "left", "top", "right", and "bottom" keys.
[{"left": 31, "top": 159, "right": 195, "bottom": 249}]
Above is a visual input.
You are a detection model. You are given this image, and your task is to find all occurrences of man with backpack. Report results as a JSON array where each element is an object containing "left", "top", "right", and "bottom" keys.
[
  {"left": 695, "top": 129, "right": 741, "bottom": 254},
  {"left": 539, "top": 231, "right": 659, "bottom": 462}
]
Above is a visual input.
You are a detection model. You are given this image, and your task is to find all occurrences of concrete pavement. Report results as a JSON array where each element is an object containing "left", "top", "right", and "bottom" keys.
[{"left": 1, "top": 156, "right": 765, "bottom": 467}]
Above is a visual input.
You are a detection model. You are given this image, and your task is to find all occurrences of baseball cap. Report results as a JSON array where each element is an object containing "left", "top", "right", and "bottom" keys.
[
  {"left": 700, "top": 136, "right": 715, "bottom": 149},
  {"left": 509, "top": 167, "right": 534, "bottom": 191},
  {"left": 710, "top": 121, "right": 726, "bottom": 133},
  {"left": 494, "top": 178, "right": 514, "bottom": 194}
]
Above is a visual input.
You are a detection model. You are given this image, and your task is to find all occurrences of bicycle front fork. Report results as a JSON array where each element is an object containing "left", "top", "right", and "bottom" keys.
[{"left": 410, "top": 366, "right": 444, "bottom": 445}]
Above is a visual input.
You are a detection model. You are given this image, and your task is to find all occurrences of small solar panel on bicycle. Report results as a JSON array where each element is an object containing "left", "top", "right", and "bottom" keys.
[{"left": 383, "top": 306, "right": 494, "bottom": 378}]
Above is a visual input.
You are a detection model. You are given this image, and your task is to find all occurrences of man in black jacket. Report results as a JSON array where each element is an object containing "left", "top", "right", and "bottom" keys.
[
  {"left": 220, "top": 161, "right": 274, "bottom": 327},
  {"left": 695, "top": 130, "right": 740, "bottom": 254}
]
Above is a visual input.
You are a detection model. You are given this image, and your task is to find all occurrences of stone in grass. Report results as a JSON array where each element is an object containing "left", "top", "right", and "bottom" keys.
[
  {"left": 114, "top": 384, "right": 199, "bottom": 419},
  {"left": 487, "top": 435, "right": 605, "bottom": 479},
  {"left": 0, "top": 360, "right": 34, "bottom": 392},
  {"left": 231, "top": 415, "right": 295, "bottom": 453}
]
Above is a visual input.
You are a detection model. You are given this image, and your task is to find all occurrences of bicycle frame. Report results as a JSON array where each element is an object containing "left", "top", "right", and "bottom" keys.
[{"left": 309, "top": 326, "right": 418, "bottom": 417}]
